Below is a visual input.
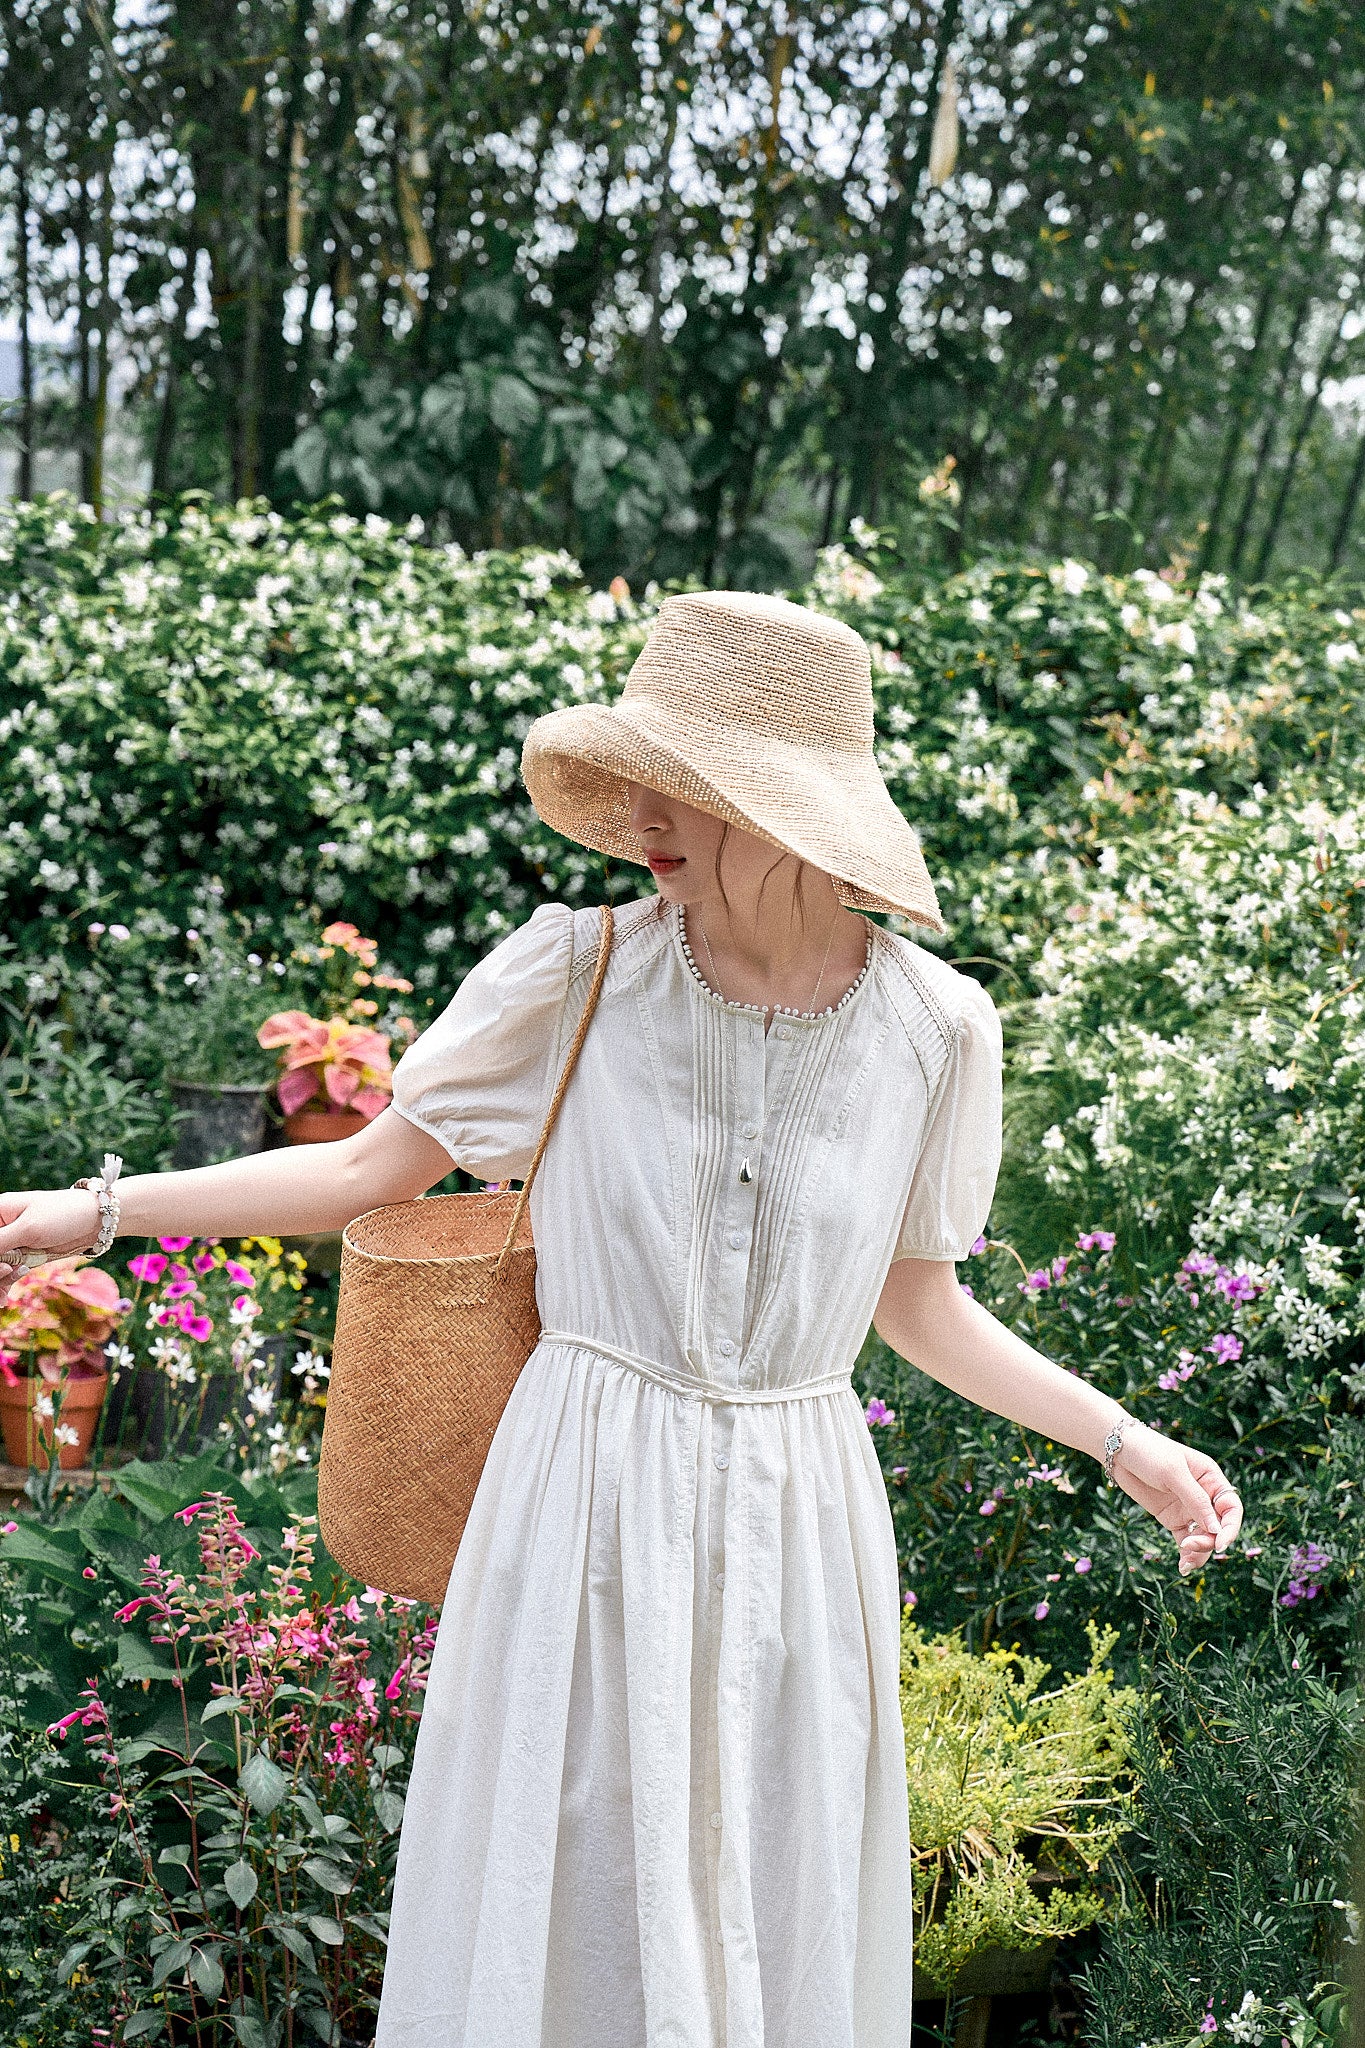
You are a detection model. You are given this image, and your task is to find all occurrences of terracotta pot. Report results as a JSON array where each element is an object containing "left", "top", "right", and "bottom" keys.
[
  {"left": 0, "top": 1369, "right": 109, "bottom": 1470},
  {"left": 283, "top": 1107, "right": 373, "bottom": 1144}
]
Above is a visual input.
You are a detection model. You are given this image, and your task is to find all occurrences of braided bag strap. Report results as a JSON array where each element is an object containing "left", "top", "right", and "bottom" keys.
[{"left": 492, "top": 904, "right": 614, "bottom": 1281}]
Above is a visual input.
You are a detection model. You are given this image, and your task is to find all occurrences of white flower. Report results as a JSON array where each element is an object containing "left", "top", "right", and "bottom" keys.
[
  {"left": 1325, "top": 641, "right": 1359, "bottom": 668},
  {"left": 1041, "top": 1124, "right": 1066, "bottom": 1151},
  {"left": 1264, "top": 1065, "right": 1295, "bottom": 1093},
  {"left": 1049, "top": 559, "right": 1090, "bottom": 595},
  {"left": 247, "top": 1385, "right": 276, "bottom": 1416},
  {"left": 53, "top": 1423, "right": 80, "bottom": 1447},
  {"left": 34, "top": 1392, "right": 54, "bottom": 1420},
  {"left": 1226, "top": 1989, "right": 1267, "bottom": 2044}
]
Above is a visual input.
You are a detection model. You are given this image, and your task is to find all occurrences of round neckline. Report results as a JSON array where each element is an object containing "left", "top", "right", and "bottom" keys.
[{"left": 670, "top": 900, "right": 876, "bottom": 1026}]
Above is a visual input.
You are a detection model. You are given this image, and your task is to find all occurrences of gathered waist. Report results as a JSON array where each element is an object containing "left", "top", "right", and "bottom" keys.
[{"left": 537, "top": 1330, "right": 853, "bottom": 1407}]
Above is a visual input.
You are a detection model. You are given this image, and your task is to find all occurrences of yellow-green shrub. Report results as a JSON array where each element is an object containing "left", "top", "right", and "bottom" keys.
[{"left": 902, "top": 1616, "right": 1137, "bottom": 1987}]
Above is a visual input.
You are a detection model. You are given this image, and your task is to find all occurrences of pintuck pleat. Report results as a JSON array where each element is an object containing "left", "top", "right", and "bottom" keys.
[{"left": 377, "top": 891, "right": 1003, "bottom": 2048}]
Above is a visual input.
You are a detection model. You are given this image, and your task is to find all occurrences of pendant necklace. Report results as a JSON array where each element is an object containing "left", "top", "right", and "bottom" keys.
[{"left": 695, "top": 905, "right": 840, "bottom": 1186}]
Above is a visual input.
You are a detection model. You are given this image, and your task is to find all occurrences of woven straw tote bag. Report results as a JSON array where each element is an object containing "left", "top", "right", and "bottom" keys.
[{"left": 317, "top": 905, "right": 614, "bottom": 1604}]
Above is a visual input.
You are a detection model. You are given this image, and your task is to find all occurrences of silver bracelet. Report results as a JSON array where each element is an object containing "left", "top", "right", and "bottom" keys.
[
  {"left": 1103, "top": 1411, "right": 1140, "bottom": 1486},
  {"left": 70, "top": 1154, "right": 124, "bottom": 1259}
]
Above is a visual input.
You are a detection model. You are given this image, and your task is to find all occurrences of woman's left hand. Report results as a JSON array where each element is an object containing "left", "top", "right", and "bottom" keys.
[{"left": 1111, "top": 1422, "right": 1243, "bottom": 1575}]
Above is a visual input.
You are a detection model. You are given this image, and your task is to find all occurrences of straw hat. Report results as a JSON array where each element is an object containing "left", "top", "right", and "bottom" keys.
[{"left": 520, "top": 591, "right": 946, "bottom": 932}]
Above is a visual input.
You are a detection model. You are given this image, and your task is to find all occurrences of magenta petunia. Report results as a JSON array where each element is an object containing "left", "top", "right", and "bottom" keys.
[
  {"left": 224, "top": 1260, "right": 255, "bottom": 1286},
  {"left": 127, "top": 1253, "right": 168, "bottom": 1283},
  {"left": 192, "top": 1251, "right": 217, "bottom": 1276},
  {"left": 158, "top": 1236, "right": 194, "bottom": 1253},
  {"left": 164, "top": 1278, "right": 197, "bottom": 1301},
  {"left": 182, "top": 1312, "right": 214, "bottom": 1343}
]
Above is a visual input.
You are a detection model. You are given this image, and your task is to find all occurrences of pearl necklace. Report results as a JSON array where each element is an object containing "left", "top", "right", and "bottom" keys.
[{"left": 676, "top": 902, "right": 873, "bottom": 1022}]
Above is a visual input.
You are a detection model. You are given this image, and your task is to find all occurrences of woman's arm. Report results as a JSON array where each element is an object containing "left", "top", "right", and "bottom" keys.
[
  {"left": 874, "top": 1255, "right": 1243, "bottom": 1577},
  {"left": 0, "top": 1107, "right": 454, "bottom": 1294}
]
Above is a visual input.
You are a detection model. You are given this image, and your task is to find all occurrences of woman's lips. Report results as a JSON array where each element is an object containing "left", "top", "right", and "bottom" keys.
[{"left": 647, "top": 854, "right": 685, "bottom": 875}]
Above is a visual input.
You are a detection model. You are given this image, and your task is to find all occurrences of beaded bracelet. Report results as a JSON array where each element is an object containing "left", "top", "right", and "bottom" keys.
[
  {"left": 70, "top": 1154, "right": 124, "bottom": 1260},
  {"left": 1102, "top": 1411, "right": 1140, "bottom": 1486}
]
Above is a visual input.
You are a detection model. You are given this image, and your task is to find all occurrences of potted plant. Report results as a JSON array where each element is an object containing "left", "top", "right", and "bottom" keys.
[
  {"left": 257, "top": 920, "right": 413, "bottom": 1143},
  {"left": 0, "top": 1258, "right": 125, "bottom": 1469}
]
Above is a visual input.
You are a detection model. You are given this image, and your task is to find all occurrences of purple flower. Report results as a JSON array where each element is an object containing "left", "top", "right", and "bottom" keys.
[
  {"left": 1018, "top": 1268, "right": 1052, "bottom": 1294},
  {"left": 979, "top": 1499, "right": 998, "bottom": 1516},
  {"left": 903, "top": 1588, "right": 918, "bottom": 1610},
  {"left": 1206, "top": 1333, "right": 1243, "bottom": 1364},
  {"left": 224, "top": 1260, "right": 255, "bottom": 1286},
  {"left": 127, "top": 1252, "right": 167, "bottom": 1283},
  {"left": 164, "top": 1278, "right": 197, "bottom": 1301},
  {"left": 1034, "top": 1600, "right": 1050, "bottom": 1620},
  {"left": 1215, "top": 1270, "right": 1258, "bottom": 1303},
  {"left": 1076, "top": 1229, "right": 1116, "bottom": 1253},
  {"left": 158, "top": 1236, "right": 194, "bottom": 1253},
  {"left": 1198, "top": 2016, "right": 1217, "bottom": 2035},
  {"left": 959, "top": 1282, "right": 974, "bottom": 1297},
  {"left": 969, "top": 1236, "right": 989, "bottom": 1255},
  {"left": 891, "top": 1466, "right": 908, "bottom": 1481},
  {"left": 192, "top": 1251, "right": 216, "bottom": 1276},
  {"left": 1183, "top": 1252, "right": 1218, "bottom": 1277},
  {"left": 1074, "top": 1556, "right": 1092, "bottom": 1574},
  {"left": 1051, "top": 1255, "right": 1068, "bottom": 1282},
  {"left": 865, "top": 1397, "right": 897, "bottom": 1427}
]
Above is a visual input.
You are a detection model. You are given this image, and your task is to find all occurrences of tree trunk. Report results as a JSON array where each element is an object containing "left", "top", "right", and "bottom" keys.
[
  {"left": 150, "top": 245, "right": 197, "bottom": 500},
  {"left": 14, "top": 132, "right": 34, "bottom": 501},
  {"left": 90, "top": 161, "right": 114, "bottom": 517},
  {"left": 75, "top": 178, "right": 94, "bottom": 507},
  {"left": 1251, "top": 303, "right": 1351, "bottom": 583},
  {"left": 1327, "top": 422, "right": 1365, "bottom": 574}
]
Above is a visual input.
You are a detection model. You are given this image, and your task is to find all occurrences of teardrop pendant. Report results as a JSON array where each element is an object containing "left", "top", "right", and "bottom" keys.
[{"left": 739, "top": 1157, "right": 753, "bottom": 1184}]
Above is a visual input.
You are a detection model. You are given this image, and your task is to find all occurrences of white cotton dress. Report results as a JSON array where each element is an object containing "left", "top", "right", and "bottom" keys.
[{"left": 373, "top": 891, "right": 1003, "bottom": 2048}]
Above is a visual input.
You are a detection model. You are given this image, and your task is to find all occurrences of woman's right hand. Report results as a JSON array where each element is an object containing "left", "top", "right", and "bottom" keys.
[{"left": 0, "top": 1189, "right": 101, "bottom": 1296}]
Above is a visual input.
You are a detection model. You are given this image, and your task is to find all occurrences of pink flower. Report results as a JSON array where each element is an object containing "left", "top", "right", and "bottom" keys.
[
  {"left": 1207, "top": 1332, "right": 1243, "bottom": 1364},
  {"left": 164, "top": 1279, "right": 197, "bottom": 1301},
  {"left": 1034, "top": 1600, "right": 1050, "bottom": 1619},
  {"left": 1, "top": 1521, "right": 18, "bottom": 1535},
  {"left": 1018, "top": 1268, "right": 1051, "bottom": 1293},
  {"left": 1074, "top": 1556, "right": 1092, "bottom": 1574},
  {"left": 193, "top": 1251, "right": 217, "bottom": 1276},
  {"left": 127, "top": 1252, "right": 168, "bottom": 1283},
  {"left": 175, "top": 1501, "right": 209, "bottom": 1525},
  {"left": 903, "top": 1588, "right": 918, "bottom": 1610},
  {"left": 969, "top": 1236, "right": 988, "bottom": 1255},
  {"left": 113, "top": 1597, "right": 149, "bottom": 1623},
  {"left": 1050, "top": 1255, "right": 1068, "bottom": 1282},
  {"left": 979, "top": 1499, "right": 997, "bottom": 1516},
  {"left": 864, "top": 1397, "right": 896, "bottom": 1427},
  {"left": 224, "top": 1261, "right": 255, "bottom": 1286},
  {"left": 83, "top": 1566, "right": 98, "bottom": 1579},
  {"left": 1076, "top": 1229, "right": 1116, "bottom": 1253},
  {"left": 158, "top": 1237, "right": 194, "bottom": 1253}
]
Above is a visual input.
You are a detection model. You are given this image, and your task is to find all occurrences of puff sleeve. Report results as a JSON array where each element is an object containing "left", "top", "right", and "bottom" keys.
[
  {"left": 892, "top": 974, "right": 1004, "bottom": 1262},
  {"left": 389, "top": 903, "right": 574, "bottom": 1181}
]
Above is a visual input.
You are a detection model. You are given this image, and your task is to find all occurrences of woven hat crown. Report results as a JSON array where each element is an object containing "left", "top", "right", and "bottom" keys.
[{"left": 624, "top": 592, "right": 873, "bottom": 754}]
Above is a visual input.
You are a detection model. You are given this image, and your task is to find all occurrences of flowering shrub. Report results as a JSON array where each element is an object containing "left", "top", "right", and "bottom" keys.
[
  {"left": 0, "top": 1471, "right": 435, "bottom": 2046},
  {"left": 99, "top": 1236, "right": 321, "bottom": 1476},
  {"left": 0, "top": 1259, "right": 124, "bottom": 1381}
]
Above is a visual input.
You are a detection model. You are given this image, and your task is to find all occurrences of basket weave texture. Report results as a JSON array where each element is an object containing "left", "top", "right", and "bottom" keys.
[{"left": 317, "top": 906, "right": 614, "bottom": 1604}]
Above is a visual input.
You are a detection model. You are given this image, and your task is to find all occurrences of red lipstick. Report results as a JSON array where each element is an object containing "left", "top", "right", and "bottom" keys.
[{"left": 647, "top": 855, "right": 684, "bottom": 876}]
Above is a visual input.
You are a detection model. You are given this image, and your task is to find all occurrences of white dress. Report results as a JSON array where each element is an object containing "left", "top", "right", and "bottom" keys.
[{"left": 374, "top": 892, "right": 1003, "bottom": 2048}]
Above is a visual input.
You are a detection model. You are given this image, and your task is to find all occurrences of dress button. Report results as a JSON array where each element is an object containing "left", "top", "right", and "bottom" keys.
[
  {"left": 718, "top": 1338, "right": 735, "bottom": 1357},
  {"left": 709, "top": 1812, "right": 722, "bottom": 1829},
  {"left": 728, "top": 1231, "right": 745, "bottom": 1250},
  {"left": 775, "top": 1024, "right": 792, "bottom": 1041},
  {"left": 714, "top": 1453, "right": 729, "bottom": 1471},
  {"left": 740, "top": 1124, "right": 758, "bottom": 1140},
  {"left": 715, "top": 1571, "right": 725, "bottom": 1589}
]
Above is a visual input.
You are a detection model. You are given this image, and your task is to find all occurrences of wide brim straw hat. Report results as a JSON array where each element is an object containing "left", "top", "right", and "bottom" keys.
[{"left": 520, "top": 590, "right": 946, "bottom": 933}]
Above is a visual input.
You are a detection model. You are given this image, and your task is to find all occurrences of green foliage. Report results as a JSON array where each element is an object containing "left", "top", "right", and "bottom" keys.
[
  {"left": 1074, "top": 1618, "right": 1362, "bottom": 2048},
  {"left": 0, "top": 1470, "right": 436, "bottom": 2047},
  {"left": 902, "top": 1618, "right": 1137, "bottom": 1990}
]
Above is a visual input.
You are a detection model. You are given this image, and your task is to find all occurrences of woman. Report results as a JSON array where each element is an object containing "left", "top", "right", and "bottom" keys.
[{"left": 0, "top": 591, "right": 1241, "bottom": 2048}]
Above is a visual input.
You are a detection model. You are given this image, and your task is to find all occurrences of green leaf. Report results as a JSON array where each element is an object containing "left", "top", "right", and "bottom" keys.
[
  {"left": 277, "top": 1925, "right": 315, "bottom": 1970},
  {"left": 224, "top": 1858, "right": 258, "bottom": 1909},
  {"left": 151, "top": 1936, "right": 194, "bottom": 1988},
  {"left": 121, "top": 2015, "right": 165, "bottom": 2042},
  {"left": 117, "top": 1737, "right": 165, "bottom": 1764},
  {"left": 371, "top": 1743, "right": 405, "bottom": 1770},
  {"left": 301, "top": 1855, "right": 353, "bottom": 1894},
  {"left": 230, "top": 2017, "right": 268, "bottom": 2048},
  {"left": 200, "top": 1694, "right": 244, "bottom": 1724},
  {"left": 239, "top": 1750, "right": 289, "bottom": 1816},
  {"left": 188, "top": 1948, "right": 225, "bottom": 2000},
  {"left": 373, "top": 1786, "right": 405, "bottom": 1832},
  {"left": 0, "top": 1526, "right": 88, "bottom": 1590},
  {"left": 117, "top": 1633, "right": 179, "bottom": 1683},
  {"left": 54, "top": 1939, "right": 95, "bottom": 1983},
  {"left": 157, "top": 1842, "right": 192, "bottom": 1867},
  {"left": 301, "top": 2006, "right": 339, "bottom": 2044},
  {"left": 306, "top": 1914, "right": 345, "bottom": 1946}
]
